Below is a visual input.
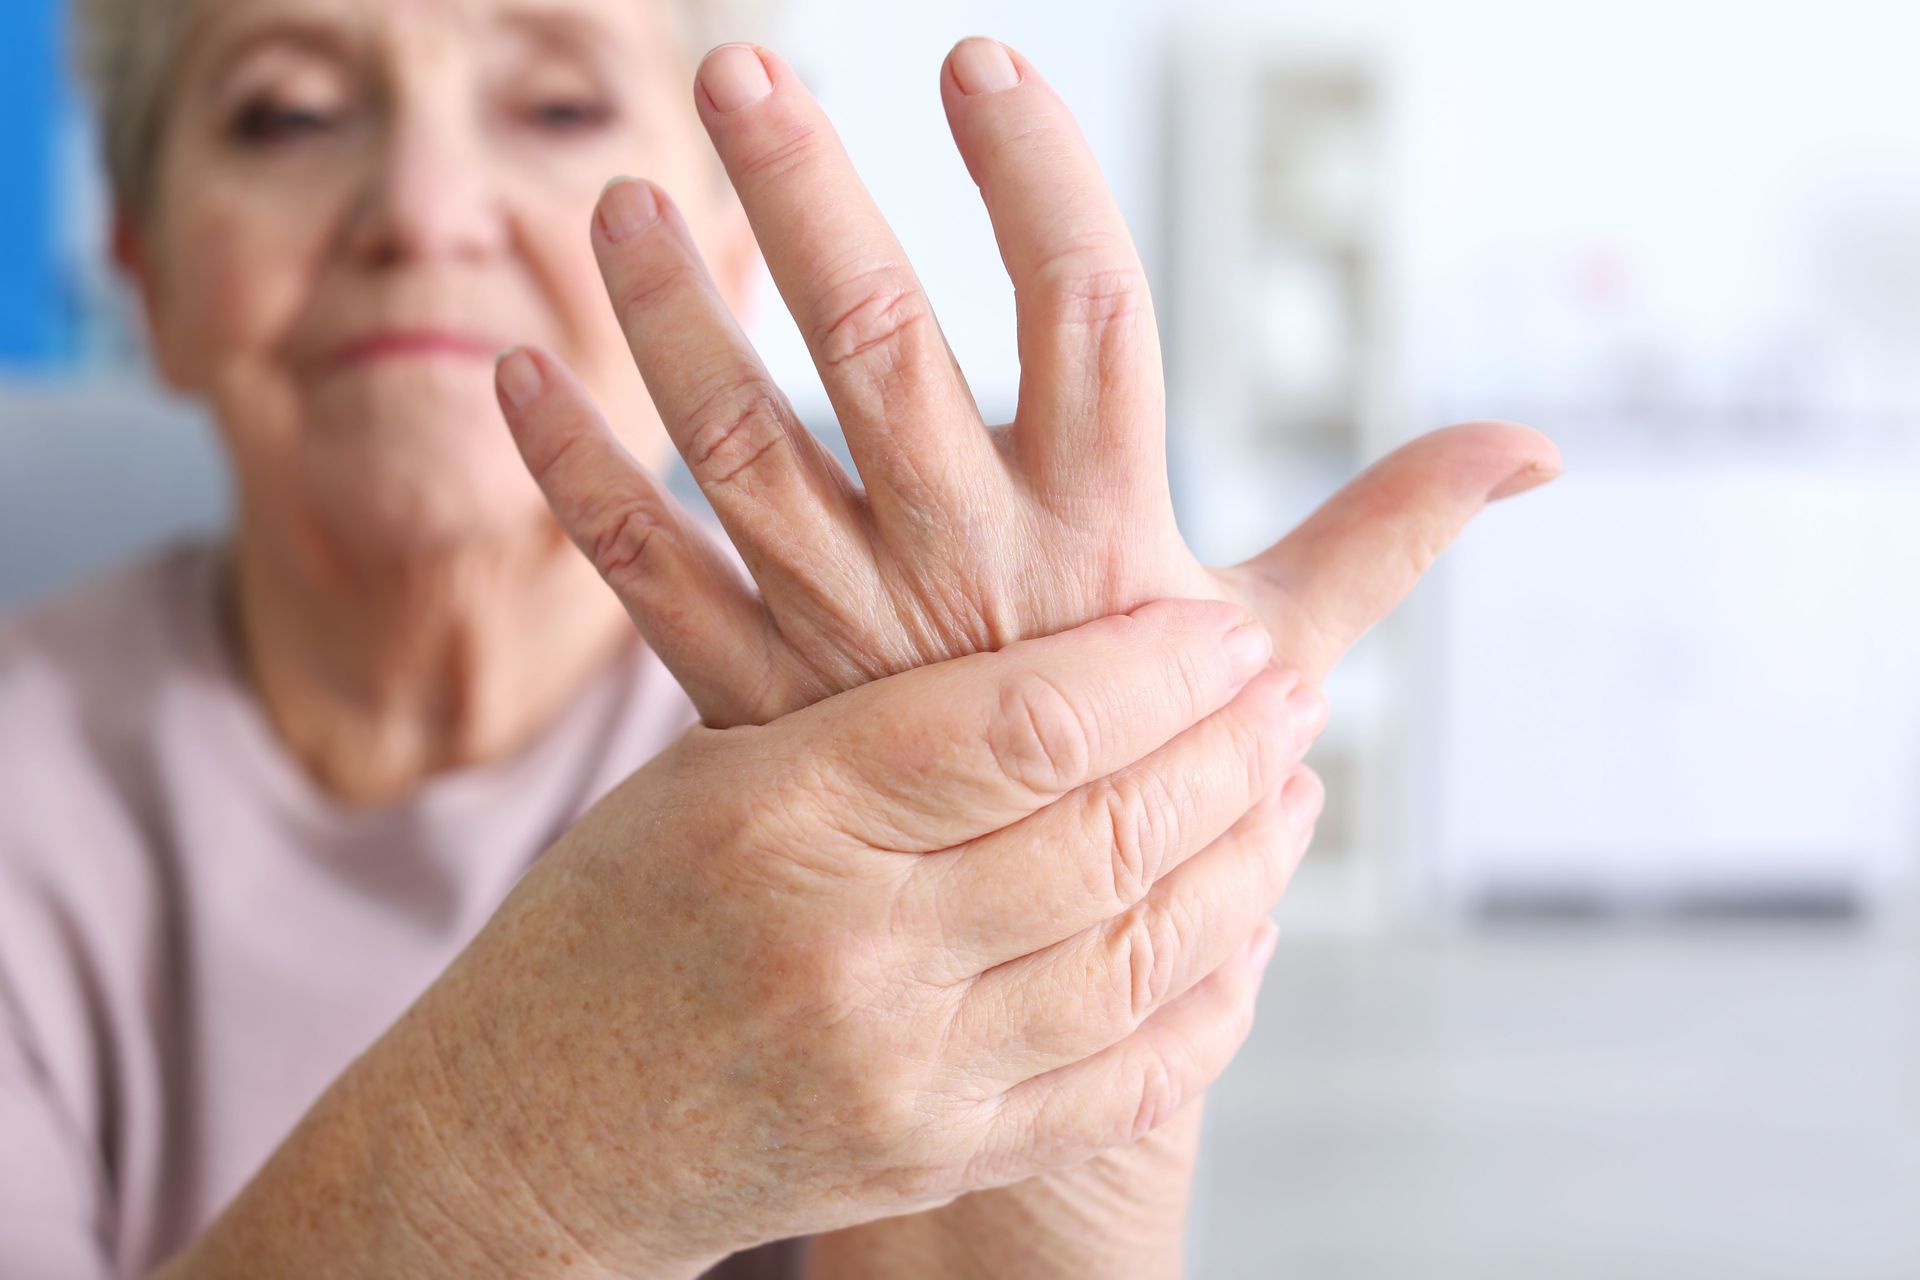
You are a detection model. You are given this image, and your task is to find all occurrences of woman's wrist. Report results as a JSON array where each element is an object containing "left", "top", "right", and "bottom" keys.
[
  {"left": 394, "top": 941, "right": 730, "bottom": 1280},
  {"left": 805, "top": 1099, "right": 1204, "bottom": 1280}
]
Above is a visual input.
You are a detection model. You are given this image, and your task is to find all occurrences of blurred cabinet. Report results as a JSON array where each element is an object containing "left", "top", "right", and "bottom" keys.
[
  {"left": 1425, "top": 452, "right": 1920, "bottom": 912},
  {"left": 1161, "top": 35, "right": 1404, "bottom": 930}
]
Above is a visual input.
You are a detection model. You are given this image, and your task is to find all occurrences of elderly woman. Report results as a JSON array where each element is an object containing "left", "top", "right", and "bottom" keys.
[{"left": 0, "top": 0, "right": 1560, "bottom": 1275}]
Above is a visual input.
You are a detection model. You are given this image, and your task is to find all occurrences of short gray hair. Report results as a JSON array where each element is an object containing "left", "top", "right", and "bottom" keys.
[{"left": 72, "top": 0, "right": 780, "bottom": 219}]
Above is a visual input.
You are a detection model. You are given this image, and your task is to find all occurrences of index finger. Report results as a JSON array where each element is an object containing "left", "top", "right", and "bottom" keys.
[{"left": 776, "top": 597, "right": 1274, "bottom": 854}]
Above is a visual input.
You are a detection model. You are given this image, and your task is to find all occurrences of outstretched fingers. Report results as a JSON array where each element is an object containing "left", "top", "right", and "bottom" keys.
[
  {"left": 690, "top": 42, "right": 1008, "bottom": 533},
  {"left": 588, "top": 177, "right": 874, "bottom": 620},
  {"left": 495, "top": 345, "right": 780, "bottom": 724}
]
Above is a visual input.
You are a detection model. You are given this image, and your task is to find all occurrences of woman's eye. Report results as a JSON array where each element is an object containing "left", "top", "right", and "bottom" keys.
[
  {"left": 230, "top": 101, "right": 340, "bottom": 146},
  {"left": 525, "top": 99, "right": 613, "bottom": 133}
]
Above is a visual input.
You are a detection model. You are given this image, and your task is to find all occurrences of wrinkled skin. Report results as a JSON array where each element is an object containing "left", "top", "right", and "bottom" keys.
[
  {"left": 495, "top": 35, "right": 1559, "bottom": 1277},
  {"left": 409, "top": 602, "right": 1320, "bottom": 1275},
  {"left": 163, "top": 602, "right": 1330, "bottom": 1279},
  {"left": 497, "top": 43, "right": 1559, "bottom": 727}
]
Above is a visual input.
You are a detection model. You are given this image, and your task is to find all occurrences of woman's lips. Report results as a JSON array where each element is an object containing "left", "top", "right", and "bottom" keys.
[{"left": 329, "top": 329, "right": 504, "bottom": 368}]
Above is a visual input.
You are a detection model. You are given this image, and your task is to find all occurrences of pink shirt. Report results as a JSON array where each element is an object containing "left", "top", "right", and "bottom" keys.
[{"left": 0, "top": 541, "right": 806, "bottom": 1278}]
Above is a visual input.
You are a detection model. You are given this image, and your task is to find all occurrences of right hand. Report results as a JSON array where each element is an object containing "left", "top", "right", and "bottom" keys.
[{"left": 414, "top": 598, "right": 1326, "bottom": 1277}]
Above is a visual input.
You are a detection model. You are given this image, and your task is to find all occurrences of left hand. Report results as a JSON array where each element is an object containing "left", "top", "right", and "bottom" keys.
[{"left": 495, "top": 34, "right": 1560, "bottom": 1273}]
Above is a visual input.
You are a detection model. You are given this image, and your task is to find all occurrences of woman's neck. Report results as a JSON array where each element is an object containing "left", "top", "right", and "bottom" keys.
[{"left": 224, "top": 516, "right": 636, "bottom": 808}]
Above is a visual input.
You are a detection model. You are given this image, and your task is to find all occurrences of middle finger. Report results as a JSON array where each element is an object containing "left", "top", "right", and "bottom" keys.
[{"left": 692, "top": 43, "right": 1006, "bottom": 532}]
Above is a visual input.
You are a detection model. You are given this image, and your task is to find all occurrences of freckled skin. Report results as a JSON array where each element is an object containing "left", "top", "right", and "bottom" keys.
[
  {"left": 390, "top": 604, "right": 1312, "bottom": 1275},
  {"left": 490, "top": 34, "right": 1557, "bottom": 1274}
]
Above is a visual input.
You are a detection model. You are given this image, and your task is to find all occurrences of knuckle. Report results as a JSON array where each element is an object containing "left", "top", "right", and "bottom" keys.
[
  {"left": 1033, "top": 236, "right": 1147, "bottom": 332},
  {"left": 1031, "top": 237, "right": 1154, "bottom": 425},
  {"left": 679, "top": 380, "right": 793, "bottom": 491},
  {"left": 857, "top": 1151, "right": 958, "bottom": 1204},
  {"left": 789, "top": 936, "right": 853, "bottom": 1006},
  {"left": 521, "top": 418, "right": 586, "bottom": 486},
  {"left": 769, "top": 947, "right": 900, "bottom": 1063},
  {"left": 1167, "top": 637, "right": 1219, "bottom": 722},
  {"left": 1349, "top": 490, "right": 1450, "bottom": 585},
  {"left": 808, "top": 264, "right": 931, "bottom": 378},
  {"left": 1045, "top": 263, "right": 1147, "bottom": 335},
  {"left": 611, "top": 254, "right": 698, "bottom": 327},
  {"left": 1092, "top": 771, "right": 1175, "bottom": 911},
  {"left": 989, "top": 671, "right": 1095, "bottom": 795},
  {"left": 832, "top": 1044, "right": 983, "bottom": 1190},
  {"left": 1128, "top": 1052, "right": 1183, "bottom": 1144},
  {"left": 849, "top": 1072, "right": 921, "bottom": 1140},
  {"left": 732, "top": 109, "right": 825, "bottom": 185},
  {"left": 587, "top": 501, "right": 666, "bottom": 593},
  {"left": 1115, "top": 901, "right": 1181, "bottom": 1027}
]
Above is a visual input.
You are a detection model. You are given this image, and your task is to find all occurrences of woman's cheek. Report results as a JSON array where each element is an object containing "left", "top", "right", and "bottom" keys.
[
  {"left": 158, "top": 189, "right": 331, "bottom": 392},
  {"left": 500, "top": 171, "right": 629, "bottom": 375}
]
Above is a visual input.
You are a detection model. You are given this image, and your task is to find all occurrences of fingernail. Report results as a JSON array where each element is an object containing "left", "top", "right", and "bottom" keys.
[
  {"left": 1488, "top": 459, "right": 1564, "bottom": 502},
  {"left": 1279, "top": 769, "right": 1321, "bottom": 821},
  {"left": 495, "top": 348, "right": 542, "bottom": 412},
  {"left": 1222, "top": 622, "right": 1273, "bottom": 687},
  {"left": 1285, "top": 682, "right": 1330, "bottom": 741},
  {"left": 596, "top": 177, "right": 658, "bottom": 244},
  {"left": 700, "top": 43, "right": 773, "bottom": 112},
  {"left": 1245, "top": 921, "right": 1279, "bottom": 970},
  {"left": 950, "top": 37, "right": 1021, "bottom": 95}
]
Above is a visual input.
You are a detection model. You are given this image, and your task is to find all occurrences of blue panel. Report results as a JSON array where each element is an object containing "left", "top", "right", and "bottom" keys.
[{"left": 0, "top": 0, "right": 66, "bottom": 369}]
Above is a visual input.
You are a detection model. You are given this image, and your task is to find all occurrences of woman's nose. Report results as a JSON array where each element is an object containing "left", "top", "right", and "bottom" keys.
[{"left": 344, "top": 105, "right": 509, "bottom": 269}]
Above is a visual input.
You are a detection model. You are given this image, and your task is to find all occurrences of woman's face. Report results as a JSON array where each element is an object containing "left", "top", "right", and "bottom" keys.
[{"left": 129, "top": 0, "right": 755, "bottom": 555}]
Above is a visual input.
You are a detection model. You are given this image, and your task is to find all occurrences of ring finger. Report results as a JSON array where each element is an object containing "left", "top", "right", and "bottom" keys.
[
  {"left": 902, "top": 666, "right": 1326, "bottom": 981},
  {"left": 589, "top": 176, "right": 873, "bottom": 611},
  {"left": 954, "top": 764, "right": 1324, "bottom": 1084}
]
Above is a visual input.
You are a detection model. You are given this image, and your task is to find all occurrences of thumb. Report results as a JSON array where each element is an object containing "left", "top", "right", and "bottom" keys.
[{"left": 1222, "top": 420, "right": 1561, "bottom": 682}]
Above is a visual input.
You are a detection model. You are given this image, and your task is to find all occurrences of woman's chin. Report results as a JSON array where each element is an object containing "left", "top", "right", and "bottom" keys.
[{"left": 272, "top": 397, "right": 561, "bottom": 560}]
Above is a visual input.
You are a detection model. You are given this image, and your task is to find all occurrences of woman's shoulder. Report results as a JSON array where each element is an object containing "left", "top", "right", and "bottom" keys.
[
  {"left": 0, "top": 538, "right": 217, "bottom": 687},
  {"left": 0, "top": 546, "right": 224, "bottom": 1202},
  {"left": 2, "top": 537, "right": 214, "bottom": 724},
  {"left": 0, "top": 538, "right": 221, "bottom": 851}
]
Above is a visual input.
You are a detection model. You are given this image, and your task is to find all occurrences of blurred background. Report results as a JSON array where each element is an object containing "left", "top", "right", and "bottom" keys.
[{"left": 3, "top": 0, "right": 1917, "bottom": 1275}]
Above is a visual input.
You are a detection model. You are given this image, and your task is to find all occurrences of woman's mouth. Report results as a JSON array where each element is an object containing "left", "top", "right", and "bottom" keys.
[{"left": 329, "top": 329, "right": 505, "bottom": 369}]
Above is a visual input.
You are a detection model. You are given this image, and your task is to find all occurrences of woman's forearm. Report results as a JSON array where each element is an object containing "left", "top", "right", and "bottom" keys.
[
  {"left": 804, "top": 1102, "right": 1205, "bottom": 1280},
  {"left": 152, "top": 993, "right": 711, "bottom": 1280},
  {"left": 156, "top": 1005, "right": 1198, "bottom": 1280}
]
